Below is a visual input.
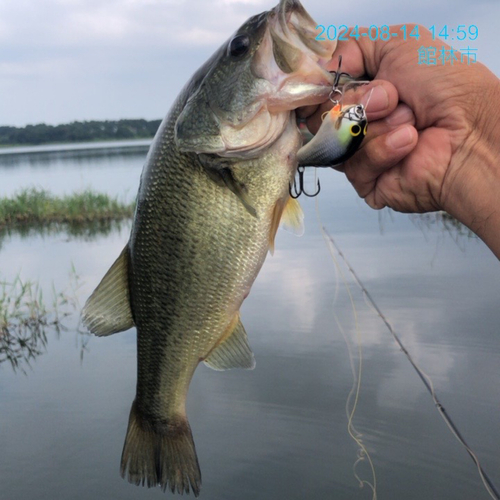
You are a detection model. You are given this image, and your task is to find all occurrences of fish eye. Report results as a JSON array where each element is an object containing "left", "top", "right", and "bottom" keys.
[
  {"left": 229, "top": 34, "right": 250, "bottom": 58},
  {"left": 363, "top": 123, "right": 368, "bottom": 135},
  {"left": 350, "top": 124, "right": 361, "bottom": 137}
]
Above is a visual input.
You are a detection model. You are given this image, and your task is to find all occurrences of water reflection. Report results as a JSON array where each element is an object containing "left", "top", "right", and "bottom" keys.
[
  {"left": 0, "top": 141, "right": 146, "bottom": 200},
  {"left": 0, "top": 147, "right": 150, "bottom": 170},
  {"left": 0, "top": 275, "right": 79, "bottom": 373},
  {"left": 0, "top": 214, "right": 129, "bottom": 372},
  {"left": 0, "top": 219, "right": 132, "bottom": 250}
]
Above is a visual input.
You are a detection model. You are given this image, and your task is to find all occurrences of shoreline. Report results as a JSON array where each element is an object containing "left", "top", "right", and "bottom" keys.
[{"left": 0, "top": 138, "right": 153, "bottom": 156}]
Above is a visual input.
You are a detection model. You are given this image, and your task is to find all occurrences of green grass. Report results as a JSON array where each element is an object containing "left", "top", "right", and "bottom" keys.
[{"left": 0, "top": 188, "right": 135, "bottom": 229}]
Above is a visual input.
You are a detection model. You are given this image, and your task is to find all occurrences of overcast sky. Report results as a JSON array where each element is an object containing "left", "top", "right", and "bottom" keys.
[{"left": 1, "top": 0, "right": 498, "bottom": 127}]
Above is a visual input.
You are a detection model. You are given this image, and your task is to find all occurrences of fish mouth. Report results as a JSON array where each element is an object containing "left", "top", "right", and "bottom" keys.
[
  {"left": 213, "top": 0, "right": 336, "bottom": 159},
  {"left": 252, "top": 0, "right": 336, "bottom": 111},
  {"left": 274, "top": 0, "right": 334, "bottom": 64}
]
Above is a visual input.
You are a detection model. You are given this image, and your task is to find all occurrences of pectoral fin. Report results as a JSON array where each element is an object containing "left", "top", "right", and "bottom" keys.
[
  {"left": 204, "top": 315, "right": 255, "bottom": 370},
  {"left": 269, "top": 195, "right": 304, "bottom": 255},
  {"left": 81, "top": 246, "right": 135, "bottom": 336},
  {"left": 280, "top": 196, "right": 304, "bottom": 236},
  {"left": 199, "top": 154, "right": 257, "bottom": 218}
]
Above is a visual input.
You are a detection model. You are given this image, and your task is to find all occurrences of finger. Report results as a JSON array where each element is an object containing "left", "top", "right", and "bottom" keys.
[
  {"left": 342, "top": 124, "right": 418, "bottom": 198},
  {"left": 365, "top": 127, "right": 451, "bottom": 211},
  {"left": 362, "top": 103, "right": 415, "bottom": 146},
  {"left": 348, "top": 81, "right": 396, "bottom": 121}
]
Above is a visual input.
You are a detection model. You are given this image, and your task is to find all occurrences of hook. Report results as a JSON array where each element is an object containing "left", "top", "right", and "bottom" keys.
[
  {"left": 329, "top": 55, "right": 370, "bottom": 104},
  {"left": 328, "top": 54, "right": 354, "bottom": 104},
  {"left": 333, "top": 55, "right": 344, "bottom": 89},
  {"left": 289, "top": 165, "right": 321, "bottom": 199}
]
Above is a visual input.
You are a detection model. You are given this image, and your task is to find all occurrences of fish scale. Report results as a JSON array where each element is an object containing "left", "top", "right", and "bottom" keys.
[{"left": 132, "top": 113, "right": 295, "bottom": 406}]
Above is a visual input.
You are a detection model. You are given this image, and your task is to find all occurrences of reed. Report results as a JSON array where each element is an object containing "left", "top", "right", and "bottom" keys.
[
  {"left": 0, "top": 188, "right": 135, "bottom": 228},
  {"left": 1, "top": 276, "right": 65, "bottom": 372}
]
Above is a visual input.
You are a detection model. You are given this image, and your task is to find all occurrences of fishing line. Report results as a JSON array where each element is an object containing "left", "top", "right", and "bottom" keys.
[
  {"left": 319, "top": 224, "right": 500, "bottom": 500},
  {"left": 314, "top": 184, "right": 378, "bottom": 500}
]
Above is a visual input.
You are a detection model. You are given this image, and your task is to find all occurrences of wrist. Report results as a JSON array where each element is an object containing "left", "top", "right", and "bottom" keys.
[{"left": 441, "top": 71, "right": 500, "bottom": 258}]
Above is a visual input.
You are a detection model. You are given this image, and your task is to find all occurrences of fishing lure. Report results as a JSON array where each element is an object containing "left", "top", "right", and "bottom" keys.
[
  {"left": 297, "top": 102, "right": 367, "bottom": 168},
  {"left": 290, "top": 55, "right": 369, "bottom": 198}
]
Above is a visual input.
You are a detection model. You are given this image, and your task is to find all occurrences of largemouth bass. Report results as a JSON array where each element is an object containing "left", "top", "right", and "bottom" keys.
[{"left": 82, "top": 0, "right": 335, "bottom": 495}]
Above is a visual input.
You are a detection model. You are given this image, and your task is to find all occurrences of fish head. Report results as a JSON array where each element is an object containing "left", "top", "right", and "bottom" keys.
[{"left": 175, "top": 0, "right": 336, "bottom": 158}]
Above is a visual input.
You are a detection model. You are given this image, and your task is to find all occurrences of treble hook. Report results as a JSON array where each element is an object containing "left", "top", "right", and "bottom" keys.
[
  {"left": 289, "top": 165, "right": 321, "bottom": 199},
  {"left": 333, "top": 54, "right": 345, "bottom": 88},
  {"left": 328, "top": 55, "right": 352, "bottom": 104}
]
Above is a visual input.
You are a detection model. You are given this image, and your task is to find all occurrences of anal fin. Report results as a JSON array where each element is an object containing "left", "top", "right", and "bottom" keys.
[
  {"left": 204, "top": 315, "right": 255, "bottom": 371},
  {"left": 81, "top": 246, "right": 135, "bottom": 336}
]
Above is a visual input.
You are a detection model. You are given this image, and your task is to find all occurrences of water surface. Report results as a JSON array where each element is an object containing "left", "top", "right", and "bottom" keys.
[{"left": 0, "top": 143, "right": 499, "bottom": 500}]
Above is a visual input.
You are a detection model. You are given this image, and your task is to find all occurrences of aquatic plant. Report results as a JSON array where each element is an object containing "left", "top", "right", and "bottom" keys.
[
  {"left": 0, "top": 188, "right": 135, "bottom": 229},
  {"left": 0, "top": 268, "right": 82, "bottom": 373}
]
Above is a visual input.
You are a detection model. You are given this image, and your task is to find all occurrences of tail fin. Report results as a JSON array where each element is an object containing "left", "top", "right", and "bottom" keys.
[{"left": 120, "top": 401, "right": 201, "bottom": 496}]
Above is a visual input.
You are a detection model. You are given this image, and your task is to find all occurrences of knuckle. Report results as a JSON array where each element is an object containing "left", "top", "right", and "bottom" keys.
[{"left": 367, "top": 140, "right": 390, "bottom": 165}]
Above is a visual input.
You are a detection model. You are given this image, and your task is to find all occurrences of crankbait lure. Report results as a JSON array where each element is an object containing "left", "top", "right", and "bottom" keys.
[{"left": 297, "top": 102, "right": 367, "bottom": 168}]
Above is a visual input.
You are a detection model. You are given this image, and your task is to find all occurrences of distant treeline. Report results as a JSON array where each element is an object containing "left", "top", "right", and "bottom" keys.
[{"left": 0, "top": 119, "right": 162, "bottom": 146}]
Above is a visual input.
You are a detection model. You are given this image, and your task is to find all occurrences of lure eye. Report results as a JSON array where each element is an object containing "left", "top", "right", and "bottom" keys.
[
  {"left": 350, "top": 124, "right": 362, "bottom": 137},
  {"left": 363, "top": 123, "right": 368, "bottom": 135},
  {"left": 229, "top": 34, "right": 250, "bottom": 58},
  {"left": 354, "top": 105, "right": 364, "bottom": 120}
]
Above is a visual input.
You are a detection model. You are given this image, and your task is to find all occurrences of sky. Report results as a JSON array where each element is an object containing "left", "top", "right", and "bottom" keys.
[{"left": 1, "top": 0, "right": 499, "bottom": 127}]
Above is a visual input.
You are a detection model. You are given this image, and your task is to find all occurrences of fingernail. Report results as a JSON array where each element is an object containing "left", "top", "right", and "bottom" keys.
[
  {"left": 387, "top": 125, "right": 413, "bottom": 149},
  {"left": 360, "top": 86, "right": 388, "bottom": 113},
  {"left": 386, "top": 104, "right": 414, "bottom": 126}
]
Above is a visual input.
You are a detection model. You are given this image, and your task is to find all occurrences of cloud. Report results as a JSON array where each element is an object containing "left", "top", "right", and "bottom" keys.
[{"left": 0, "top": 0, "right": 498, "bottom": 126}]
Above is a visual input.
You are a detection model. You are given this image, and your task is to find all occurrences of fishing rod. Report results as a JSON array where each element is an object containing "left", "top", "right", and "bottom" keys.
[{"left": 321, "top": 226, "right": 500, "bottom": 500}]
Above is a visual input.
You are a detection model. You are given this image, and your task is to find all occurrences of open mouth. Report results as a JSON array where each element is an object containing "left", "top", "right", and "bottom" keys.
[{"left": 251, "top": 0, "right": 336, "bottom": 112}]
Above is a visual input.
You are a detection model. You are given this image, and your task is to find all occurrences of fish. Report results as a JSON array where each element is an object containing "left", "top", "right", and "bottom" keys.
[
  {"left": 81, "top": 0, "right": 336, "bottom": 496},
  {"left": 297, "top": 103, "right": 368, "bottom": 167}
]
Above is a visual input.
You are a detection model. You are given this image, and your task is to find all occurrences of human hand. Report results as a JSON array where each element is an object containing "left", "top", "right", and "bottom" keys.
[{"left": 300, "top": 25, "right": 500, "bottom": 257}]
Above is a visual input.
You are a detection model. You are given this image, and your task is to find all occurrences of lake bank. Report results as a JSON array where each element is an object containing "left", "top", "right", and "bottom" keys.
[{"left": 0, "top": 138, "right": 152, "bottom": 156}]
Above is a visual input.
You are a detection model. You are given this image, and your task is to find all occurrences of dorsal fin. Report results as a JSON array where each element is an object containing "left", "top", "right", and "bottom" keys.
[
  {"left": 81, "top": 246, "right": 135, "bottom": 336},
  {"left": 269, "top": 196, "right": 304, "bottom": 255},
  {"left": 203, "top": 314, "right": 255, "bottom": 371}
]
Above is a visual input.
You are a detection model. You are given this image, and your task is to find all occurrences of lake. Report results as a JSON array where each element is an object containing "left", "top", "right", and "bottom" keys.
[{"left": 0, "top": 141, "right": 499, "bottom": 500}]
